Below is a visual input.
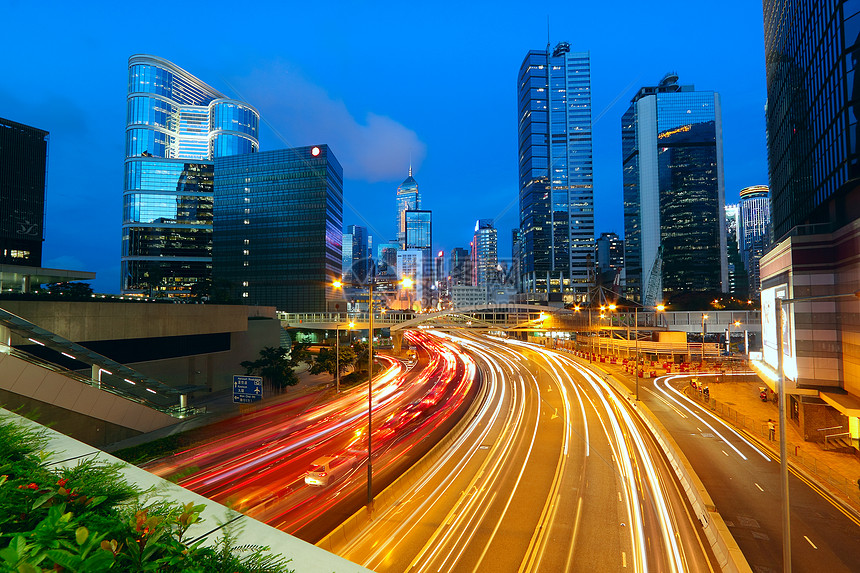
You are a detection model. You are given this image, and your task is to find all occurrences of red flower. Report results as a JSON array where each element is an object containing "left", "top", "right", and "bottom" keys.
[
  {"left": 27, "top": 483, "right": 38, "bottom": 490},
  {"left": 56, "top": 478, "right": 68, "bottom": 488}
]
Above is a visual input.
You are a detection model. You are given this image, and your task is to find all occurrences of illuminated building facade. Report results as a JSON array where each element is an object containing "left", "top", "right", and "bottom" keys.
[
  {"left": 342, "top": 225, "right": 369, "bottom": 283},
  {"left": 738, "top": 185, "right": 770, "bottom": 298},
  {"left": 471, "top": 219, "right": 498, "bottom": 288},
  {"left": 0, "top": 118, "right": 47, "bottom": 266},
  {"left": 122, "top": 55, "right": 259, "bottom": 296},
  {"left": 517, "top": 42, "right": 594, "bottom": 299},
  {"left": 758, "top": 1, "right": 860, "bottom": 439},
  {"left": 622, "top": 73, "right": 727, "bottom": 304},
  {"left": 396, "top": 168, "right": 420, "bottom": 248},
  {"left": 213, "top": 145, "right": 343, "bottom": 312}
]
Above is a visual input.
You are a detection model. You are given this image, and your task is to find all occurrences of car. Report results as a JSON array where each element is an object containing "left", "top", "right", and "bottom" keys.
[{"left": 304, "top": 455, "right": 356, "bottom": 487}]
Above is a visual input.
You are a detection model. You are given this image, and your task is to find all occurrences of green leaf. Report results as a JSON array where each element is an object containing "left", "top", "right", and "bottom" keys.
[
  {"left": 76, "top": 526, "right": 89, "bottom": 545},
  {"left": 17, "top": 563, "right": 41, "bottom": 573},
  {"left": 45, "top": 549, "right": 82, "bottom": 569},
  {"left": 31, "top": 491, "right": 54, "bottom": 509}
]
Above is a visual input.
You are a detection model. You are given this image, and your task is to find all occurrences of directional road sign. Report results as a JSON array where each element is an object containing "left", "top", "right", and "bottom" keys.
[{"left": 233, "top": 375, "right": 263, "bottom": 404}]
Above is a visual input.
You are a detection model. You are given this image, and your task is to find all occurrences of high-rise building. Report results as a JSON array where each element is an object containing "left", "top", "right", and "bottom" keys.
[
  {"left": 759, "top": 0, "right": 860, "bottom": 430},
  {"left": 342, "top": 225, "right": 369, "bottom": 283},
  {"left": 595, "top": 232, "right": 624, "bottom": 287},
  {"left": 213, "top": 145, "right": 343, "bottom": 312},
  {"left": 738, "top": 185, "right": 770, "bottom": 298},
  {"left": 122, "top": 55, "right": 259, "bottom": 296},
  {"left": 511, "top": 228, "right": 522, "bottom": 291},
  {"left": 376, "top": 240, "right": 400, "bottom": 274},
  {"left": 0, "top": 118, "right": 47, "bottom": 267},
  {"left": 517, "top": 41, "right": 594, "bottom": 299},
  {"left": 724, "top": 204, "right": 748, "bottom": 298},
  {"left": 404, "top": 209, "right": 432, "bottom": 306},
  {"left": 471, "top": 219, "right": 498, "bottom": 288},
  {"left": 396, "top": 167, "right": 420, "bottom": 248},
  {"left": 622, "top": 73, "right": 727, "bottom": 304},
  {"left": 396, "top": 249, "right": 424, "bottom": 310},
  {"left": 449, "top": 247, "right": 471, "bottom": 287}
]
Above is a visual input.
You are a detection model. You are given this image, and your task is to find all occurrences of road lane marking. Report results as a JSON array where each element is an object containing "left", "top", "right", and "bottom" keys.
[
  {"left": 755, "top": 483, "right": 764, "bottom": 492},
  {"left": 618, "top": 491, "right": 622, "bottom": 502},
  {"left": 622, "top": 551, "right": 627, "bottom": 567},
  {"left": 804, "top": 535, "right": 818, "bottom": 549},
  {"left": 722, "top": 450, "right": 729, "bottom": 456}
]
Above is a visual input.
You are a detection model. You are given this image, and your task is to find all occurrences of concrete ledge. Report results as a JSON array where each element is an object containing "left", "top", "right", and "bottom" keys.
[{"left": 0, "top": 408, "right": 371, "bottom": 573}]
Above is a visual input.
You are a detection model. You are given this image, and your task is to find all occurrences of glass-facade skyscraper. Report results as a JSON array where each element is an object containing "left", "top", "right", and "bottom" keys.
[
  {"left": 0, "top": 117, "right": 48, "bottom": 267},
  {"left": 471, "top": 219, "right": 498, "bottom": 288},
  {"left": 122, "top": 55, "right": 259, "bottom": 296},
  {"left": 738, "top": 185, "right": 770, "bottom": 298},
  {"left": 517, "top": 41, "right": 594, "bottom": 299},
  {"left": 396, "top": 167, "right": 420, "bottom": 248},
  {"left": 213, "top": 145, "right": 343, "bottom": 312},
  {"left": 342, "top": 224, "right": 369, "bottom": 283},
  {"left": 622, "top": 73, "right": 727, "bottom": 304}
]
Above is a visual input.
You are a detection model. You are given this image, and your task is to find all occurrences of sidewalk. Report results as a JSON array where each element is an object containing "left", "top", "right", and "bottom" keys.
[{"left": 574, "top": 349, "right": 860, "bottom": 515}]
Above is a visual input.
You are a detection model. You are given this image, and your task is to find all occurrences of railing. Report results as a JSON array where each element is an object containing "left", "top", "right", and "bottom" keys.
[
  {"left": 686, "top": 389, "right": 860, "bottom": 511},
  {"left": 824, "top": 432, "right": 851, "bottom": 449}
]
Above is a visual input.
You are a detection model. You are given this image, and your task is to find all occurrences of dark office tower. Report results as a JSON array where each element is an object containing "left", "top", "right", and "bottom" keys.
[
  {"left": 511, "top": 228, "right": 522, "bottom": 290},
  {"left": 0, "top": 118, "right": 47, "bottom": 266},
  {"left": 622, "top": 73, "right": 727, "bottom": 305},
  {"left": 449, "top": 247, "right": 471, "bottom": 287},
  {"left": 396, "top": 167, "right": 420, "bottom": 248},
  {"left": 595, "top": 232, "right": 624, "bottom": 285},
  {"left": 724, "top": 204, "right": 748, "bottom": 299},
  {"left": 518, "top": 42, "right": 594, "bottom": 300},
  {"left": 738, "top": 185, "right": 770, "bottom": 298},
  {"left": 471, "top": 219, "right": 498, "bottom": 288},
  {"left": 122, "top": 55, "right": 259, "bottom": 297},
  {"left": 342, "top": 225, "right": 369, "bottom": 283},
  {"left": 758, "top": 1, "right": 860, "bottom": 428},
  {"left": 213, "top": 145, "right": 343, "bottom": 312}
]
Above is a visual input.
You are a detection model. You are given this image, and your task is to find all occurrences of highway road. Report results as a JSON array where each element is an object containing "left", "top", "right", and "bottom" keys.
[
  {"left": 332, "top": 333, "right": 719, "bottom": 573},
  {"left": 629, "top": 372, "right": 860, "bottom": 573},
  {"left": 142, "top": 331, "right": 478, "bottom": 540}
]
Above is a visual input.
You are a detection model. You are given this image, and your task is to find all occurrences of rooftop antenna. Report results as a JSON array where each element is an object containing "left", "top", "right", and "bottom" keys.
[
  {"left": 409, "top": 151, "right": 413, "bottom": 177},
  {"left": 547, "top": 15, "right": 550, "bottom": 51}
]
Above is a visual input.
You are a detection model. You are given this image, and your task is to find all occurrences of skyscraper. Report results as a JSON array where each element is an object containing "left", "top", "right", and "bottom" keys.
[
  {"left": 758, "top": 1, "right": 860, "bottom": 441},
  {"left": 342, "top": 225, "right": 369, "bottom": 283},
  {"left": 212, "top": 145, "right": 343, "bottom": 312},
  {"left": 449, "top": 247, "right": 470, "bottom": 287},
  {"left": 471, "top": 219, "right": 498, "bottom": 289},
  {"left": 622, "top": 73, "right": 727, "bottom": 304},
  {"left": 738, "top": 185, "right": 770, "bottom": 299},
  {"left": 122, "top": 55, "right": 259, "bottom": 296},
  {"left": 595, "top": 232, "right": 624, "bottom": 285},
  {"left": 0, "top": 118, "right": 47, "bottom": 267},
  {"left": 404, "top": 209, "right": 432, "bottom": 306},
  {"left": 517, "top": 41, "right": 594, "bottom": 299},
  {"left": 724, "top": 204, "right": 748, "bottom": 298},
  {"left": 396, "top": 167, "right": 420, "bottom": 248}
]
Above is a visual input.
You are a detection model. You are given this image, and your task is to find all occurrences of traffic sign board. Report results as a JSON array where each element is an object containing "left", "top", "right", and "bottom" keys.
[{"left": 233, "top": 375, "right": 263, "bottom": 403}]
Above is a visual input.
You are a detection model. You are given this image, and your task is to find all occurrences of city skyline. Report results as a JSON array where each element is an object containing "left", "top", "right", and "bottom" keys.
[{"left": 0, "top": 1, "right": 768, "bottom": 293}]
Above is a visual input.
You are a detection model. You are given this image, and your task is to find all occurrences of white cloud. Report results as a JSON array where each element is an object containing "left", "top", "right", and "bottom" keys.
[{"left": 234, "top": 62, "right": 425, "bottom": 183}]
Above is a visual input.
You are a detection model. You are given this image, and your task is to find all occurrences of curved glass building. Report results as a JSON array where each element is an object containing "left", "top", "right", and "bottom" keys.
[{"left": 122, "top": 55, "right": 259, "bottom": 296}]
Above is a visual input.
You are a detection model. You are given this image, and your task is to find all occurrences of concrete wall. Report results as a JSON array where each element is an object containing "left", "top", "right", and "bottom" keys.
[
  {"left": 0, "top": 301, "right": 270, "bottom": 343},
  {"left": 125, "top": 318, "right": 282, "bottom": 393},
  {"left": 0, "top": 352, "right": 177, "bottom": 446}
]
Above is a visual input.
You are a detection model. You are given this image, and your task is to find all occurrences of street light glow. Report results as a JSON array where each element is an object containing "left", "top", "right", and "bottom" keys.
[
  {"left": 401, "top": 277, "right": 414, "bottom": 288},
  {"left": 656, "top": 304, "right": 666, "bottom": 311},
  {"left": 332, "top": 280, "right": 343, "bottom": 289}
]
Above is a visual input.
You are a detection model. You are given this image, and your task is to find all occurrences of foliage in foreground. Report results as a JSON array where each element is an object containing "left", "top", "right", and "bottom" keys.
[{"left": 0, "top": 419, "right": 294, "bottom": 572}]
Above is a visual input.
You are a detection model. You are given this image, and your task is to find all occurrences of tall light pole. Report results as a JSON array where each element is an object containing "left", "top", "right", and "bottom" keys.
[
  {"left": 633, "top": 303, "right": 665, "bottom": 401},
  {"left": 335, "top": 321, "right": 355, "bottom": 393},
  {"left": 773, "top": 289, "right": 860, "bottom": 573},
  {"left": 334, "top": 276, "right": 413, "bottom": 508},
  {"left": 701, "top": 313, "right": 709, "bottom": 365}
]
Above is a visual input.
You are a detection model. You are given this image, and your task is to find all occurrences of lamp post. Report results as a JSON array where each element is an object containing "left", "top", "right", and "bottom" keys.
[
  {"left": 334, "top": 276, "right": 413, "bottom": 508},
  {"left": 632, "top": 303, "right": 665, "bottom": 401},
  {"left": 335, "top": 321, "right": 355, "bottom": 393},
  {"left": 701, "top": 314, "right": 709, "bottom": 366},
  {"left": 727, "top": 319, "right": 740, "bottom": 356},
  {"left": 772, "top": 289, "right": 860, "bottom": 573}
]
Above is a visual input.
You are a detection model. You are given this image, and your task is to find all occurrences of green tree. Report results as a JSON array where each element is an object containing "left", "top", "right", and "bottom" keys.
[
  {"left": 45, "top": 282, "right": 94, "bottom": 299},
  {"left": 309, "top": 346, "right": 356, "bottom": 377},
  {"left": 240, "top": 343, "right": 310, "bottom": 390}
]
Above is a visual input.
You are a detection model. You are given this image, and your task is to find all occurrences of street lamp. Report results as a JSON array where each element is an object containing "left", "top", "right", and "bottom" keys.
[
  {"left": 334, "top": 276, "right": 412, "bottom": 508},
  {"left": 772, "top": 289, "right": 860, "bottom": 572},
  {"left": 335, "top": 321, "right": 355, "bottom": 393},
  {"left": 632, "top": 303, "right": 666, "bottom": 401},
  {"left": 727, "top": 320, "right": 741, "bottom": 356},
  {"left": 701, "top": 314, "right": 709, "bottom": 365}
]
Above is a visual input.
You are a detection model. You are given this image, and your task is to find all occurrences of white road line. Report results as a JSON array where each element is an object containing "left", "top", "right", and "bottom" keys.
[
  {"left": 804, "top": 535, "right": 818, "bottom": 549},
  {"left": 755, "top": 483, "right": 764, "bottom": 492},
  {"left": 722, "top": 450, "right": 729, "bottom": 456},
  {"left": 622, "top": 551, "right": 627, "bottom": 567}
]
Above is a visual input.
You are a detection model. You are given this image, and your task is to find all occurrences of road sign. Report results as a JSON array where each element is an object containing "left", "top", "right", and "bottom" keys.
[{"left": 233, "top": 375, "right": 263, "bottom": 404}]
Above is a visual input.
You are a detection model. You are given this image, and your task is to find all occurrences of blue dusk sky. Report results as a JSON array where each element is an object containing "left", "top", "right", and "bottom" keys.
[{"left": 0, "top": 1, "right": 767, "bottom": 294}]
